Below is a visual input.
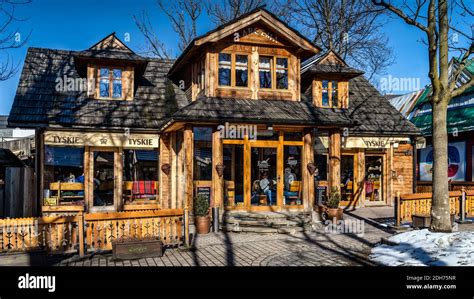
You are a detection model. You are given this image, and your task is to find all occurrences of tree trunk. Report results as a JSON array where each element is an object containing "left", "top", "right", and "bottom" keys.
[{"left": 430, "top": 95, "right": 452, "bottom": 232}]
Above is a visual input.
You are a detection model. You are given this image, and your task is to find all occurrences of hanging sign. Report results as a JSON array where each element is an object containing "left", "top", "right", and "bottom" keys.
[{"left": 44, "top": 131, "right": 159, "bottom": 148}]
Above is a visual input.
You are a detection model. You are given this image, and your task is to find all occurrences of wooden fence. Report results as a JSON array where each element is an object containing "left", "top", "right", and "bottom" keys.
[
  {"left": 0, "top": 209, "right": 183, "bottom": 256},
  {"left": 395, "top": 190, "right": 474, "bottom": 226}
]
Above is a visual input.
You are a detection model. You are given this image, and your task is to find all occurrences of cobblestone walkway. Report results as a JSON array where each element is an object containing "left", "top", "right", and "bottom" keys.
[{"left": 55, "top": 216, "right": 390, "bottom": 267}]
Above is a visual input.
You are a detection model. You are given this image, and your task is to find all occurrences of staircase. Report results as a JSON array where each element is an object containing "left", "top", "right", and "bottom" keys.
[{"left": 222, "top": 211, "right": 313, "bottom": 234}]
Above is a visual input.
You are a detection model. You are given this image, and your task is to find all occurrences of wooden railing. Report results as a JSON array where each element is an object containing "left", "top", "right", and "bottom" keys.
[
  {"left": 0, "top": 209, "right": 183, "bottom": 256},
  {"left": 395, "top": 190, "right": 471, "bottom": 226}
]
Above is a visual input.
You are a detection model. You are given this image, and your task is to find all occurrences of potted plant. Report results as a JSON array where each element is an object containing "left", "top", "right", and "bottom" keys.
[
  {"left": 194, "top": 194, "right": 210, "bottom": 234},
  {"left": 326, "top": 187, "right": 343, "bottom": 221}
]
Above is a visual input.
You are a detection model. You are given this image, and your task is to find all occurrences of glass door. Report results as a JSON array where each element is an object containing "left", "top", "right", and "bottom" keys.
[
  {"left": 365, "top": 155, "right": 384, "bottom": 203},
  {"left": 91, "top": 148, "right": 118, "bottom": 211},
  {"left": 340, "top": 154, "right": 355, "bottom": 206},
  {"left": 250, "top": 146, "right": 278, "bottom": 206}
]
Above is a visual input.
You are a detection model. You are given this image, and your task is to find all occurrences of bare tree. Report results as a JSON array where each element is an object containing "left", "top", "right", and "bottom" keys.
[
  {"left": 373, "top": 0, "right": 473, "bottom": 232},
  {"left": 205, "top": 0, "right": 266, "bottom": 25},
  {"left": 285, "top": 0, "right": 393, "bottom": 80},
  {"left": 134, "top": 0, "right": 202, "bottom": 58},
  {"left": 0, "top": 0, "right": 31, "bottom": 81}
]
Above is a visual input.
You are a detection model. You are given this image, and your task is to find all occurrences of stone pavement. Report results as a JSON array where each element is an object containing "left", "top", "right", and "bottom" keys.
[{"left": 48, "top": 214, "right": 391, "bottom": 267}]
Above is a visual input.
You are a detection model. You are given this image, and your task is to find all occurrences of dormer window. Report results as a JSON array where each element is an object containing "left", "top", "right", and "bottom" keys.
[
  {"left": 218, "top": 53, "right": 249, "bottom": 87},
  {"left": 99, "top": 67, "right": 123, "bottom": 99}
]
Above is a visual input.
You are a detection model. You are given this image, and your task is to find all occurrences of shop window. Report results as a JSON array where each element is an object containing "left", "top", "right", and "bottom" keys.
[
  {"left": 284, "top": 146, "right": 302, "bottom": 205},
  {"left": 44, "top": 146, "right": 85, "bottom": 205},
  {"left": 315, "top": 154, "right": 328, "bottom": 181},
  {"left": 341, "top": 155, "right": 354, "bottom": 202},
  {"left": 365, "top": 156, "right": 383, "bottom": 201},
  {"left": 194, "top": 127, "right": 213, "bottom": 180},
  {"left": 92, "top": 151, "right": 115, "bottom": 207},
  {"left": 223, "top": 145, "right": 244, "bottom": 207},
  {"left": 99, "top": 67, "right": 123, "bottom": 99},
  {"left": 284, "top": 132, "right": 302, "bottom": 141},
  {"left": 218, "top": 53, "right": 231, "bottom": 86},
  {"left": 259, "top": 56, "right": 273, "bottom": 89},
  {"left": 123, "top": 149, "right": 159, "bottom": 203}
]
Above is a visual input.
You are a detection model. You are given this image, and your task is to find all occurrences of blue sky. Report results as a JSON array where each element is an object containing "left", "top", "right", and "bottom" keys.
[{"left": 0, "top": 0, "right": 463, "bottom": 115}]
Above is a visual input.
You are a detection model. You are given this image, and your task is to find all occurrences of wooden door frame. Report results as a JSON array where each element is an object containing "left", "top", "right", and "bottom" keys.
[
  {"left": 223, "top": 131, "right": 305, "bottom": 211},
  {"left": 88, "top": 147, "right": 122, "bottom": 213},
  {"left": 339, "top": 152, "right": 357, "bottom": 207}
]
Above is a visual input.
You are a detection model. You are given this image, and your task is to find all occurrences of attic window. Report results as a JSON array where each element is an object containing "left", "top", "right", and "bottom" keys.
[
  {"left": 99, "top": 67, "right": 123, "bottom": 99},
  {"left": 218, "top": 53, "right": 249, "bottom": 87},
  {"left": 259, "top": 56, "right": 288, "bottom": 90},
  {"left": 321, "top": 80, "right": 338, "bottom": 107}
]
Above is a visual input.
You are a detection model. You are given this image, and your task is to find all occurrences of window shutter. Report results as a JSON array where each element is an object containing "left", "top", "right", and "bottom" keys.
[
  {"left": 338, "top": 81, "right": 349, "bottom": 108},
  {"left": 312, "top": 80, "right": 322, "bottom": 107},
  {"left": 123, "top": 66, "right": 134, "bottom": 100}
]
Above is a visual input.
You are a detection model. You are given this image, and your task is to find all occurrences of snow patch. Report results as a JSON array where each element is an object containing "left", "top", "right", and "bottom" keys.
[{"left": 370, "top": 229, "right": 474, "bottom": 266}]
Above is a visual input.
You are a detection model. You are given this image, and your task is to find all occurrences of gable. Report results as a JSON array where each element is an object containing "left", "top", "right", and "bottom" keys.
[{"left": 89, "top": 33, "right": 133, "bottom": 53}]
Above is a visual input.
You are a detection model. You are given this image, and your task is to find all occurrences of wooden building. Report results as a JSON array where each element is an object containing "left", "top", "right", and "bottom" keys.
[{"left": 8, "top": 8, "right": 419, "bottom": 222}]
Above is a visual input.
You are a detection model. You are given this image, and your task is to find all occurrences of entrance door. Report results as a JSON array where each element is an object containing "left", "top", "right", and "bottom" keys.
[
  {"left": 340, "top": 154, "right": 355, "bottom": 206},
  {"left": 90, "top": 147, "right": 120, "bottom": 212},
  {"left": 250, "top": 146, "right": 280, "bottom": 207},
  {"left": 365, "top": 155, "right": 384, "bottom": 204}
]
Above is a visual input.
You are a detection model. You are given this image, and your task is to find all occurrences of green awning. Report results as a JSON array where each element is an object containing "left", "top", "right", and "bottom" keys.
[{"left": 412, "top": 106, "right": 474, "bottom": 136}]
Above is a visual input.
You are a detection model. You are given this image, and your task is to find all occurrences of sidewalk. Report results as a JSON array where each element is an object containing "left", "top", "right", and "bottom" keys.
[{"left": 0, "top": 214, "right": 391, "bottom": 267}]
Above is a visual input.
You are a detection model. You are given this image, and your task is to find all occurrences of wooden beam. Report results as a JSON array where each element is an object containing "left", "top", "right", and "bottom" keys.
[
  {"left": 183, "top": 125, "right": 193, "bottom": 246},
  {"left": 159, "top": 134, "right": 172, "bottom": 209},
  {"left": 329, "top": 129, "right": 341, "bottom": 191},
  {"left": 212, "top": 129, "right": 224, "bottom": 208},
  {"left": 302, "top": 129, "right": 315, "bottom": 211}
]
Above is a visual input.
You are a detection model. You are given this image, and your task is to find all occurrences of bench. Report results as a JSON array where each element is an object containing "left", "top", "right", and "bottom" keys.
[
  {"left": 48, "top": 182, "right": 85, "bottom": 205},
  {"left": 123, "top": 181, "right": 159, "bottom": 203}
]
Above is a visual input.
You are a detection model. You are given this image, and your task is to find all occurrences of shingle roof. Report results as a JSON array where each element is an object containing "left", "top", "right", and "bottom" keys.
[
  {"left": 8, "top": 47, "right": 188, "bottom": 130},
  {"left": 166, "top": 96, "right": 353, "bottom": 127},
  {"left": 301, "top": 51, "right": 364, "bottom": 78},
  {"left": 346, "top": 76, "right": 421, "bottom": 136}
]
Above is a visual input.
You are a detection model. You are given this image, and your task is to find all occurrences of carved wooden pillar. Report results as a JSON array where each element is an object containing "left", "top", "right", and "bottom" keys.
[
  {"left": 212, "top": 129, "right": 223, "bottom": 208},
  {"left": 159, "top": 133, "right": 172, "bottom": 209},
  {"left": 329, "top": 129, "right": 341, "bottom": 191},
  {"left": 302, "top": 129, "right": 315, "bottom": 211}
]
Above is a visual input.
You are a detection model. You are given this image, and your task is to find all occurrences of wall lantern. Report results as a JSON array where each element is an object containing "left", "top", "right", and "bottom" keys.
[
  {"left": 161, "top": 163, "right": 171, "bottom": 175},
  {"left": 216, "top": 164, "right": 225, "bottom": 177},
  {"left": 307, "top": 162, "right": 317, "bottom": 175}
]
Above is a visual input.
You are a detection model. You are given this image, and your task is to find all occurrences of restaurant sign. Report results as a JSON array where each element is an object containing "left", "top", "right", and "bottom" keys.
[
  {"left": 44, "top": 131, "right": 159, "bottom": 148},
  {"left": 317, "top": 137, "right": 410, "bottom": 150}
]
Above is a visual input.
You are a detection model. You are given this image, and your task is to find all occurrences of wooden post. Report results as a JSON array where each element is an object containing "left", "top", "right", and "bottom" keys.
[
  {"left": 35, "top": 129, "right": 44, "bottom": 216},
  {"left": 160, "top": 134, "right": 172, "bottom": 209},
  {"left": 78, "top": 211, "right": 85, "bottom": 257},
  {"left": 302, "top": 129, "right": 315, "bottom": 211},
  {"left": 212, "top": 129, "right": 223, "bottom": 208},
  {"left": 183, "top": 125, "right": 193, "bottom": 246},
  {"left": 395, "top": 191, "right": 401, "bottom": 227},
  {"left": 328, "top": 129, "right": 341, "bottom": 191}
]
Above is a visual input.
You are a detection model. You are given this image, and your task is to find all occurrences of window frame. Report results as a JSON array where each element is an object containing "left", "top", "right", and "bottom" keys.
[
  {"left": 217, "top": 52, "right": 250, "bottom": 88},
  {"left": 258, "top": 55, "right": 290, "bottom": 90},
  {"left": 321, "top": 80, "right": 339, "bottom": 108},
  {"left": 98, "top": 66, "right": 124, "bottom": 100}
]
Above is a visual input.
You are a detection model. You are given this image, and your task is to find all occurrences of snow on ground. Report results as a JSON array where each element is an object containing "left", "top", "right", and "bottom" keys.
[{"left": 370, "top": 229, "right": 474, "bottom": 266}]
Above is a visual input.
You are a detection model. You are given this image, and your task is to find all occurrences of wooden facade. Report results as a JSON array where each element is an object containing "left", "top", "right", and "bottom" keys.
[{"left": 8, "top": 7, "right": 420, "bottom": 240}]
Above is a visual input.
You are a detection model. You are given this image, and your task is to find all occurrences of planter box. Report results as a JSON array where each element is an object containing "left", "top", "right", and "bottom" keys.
[
  {"left": 112, "top": 239, "right": 163, "bottom": 260},
  {"left": 412, "top": 214, "right": 455, "bottom": 229}
]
